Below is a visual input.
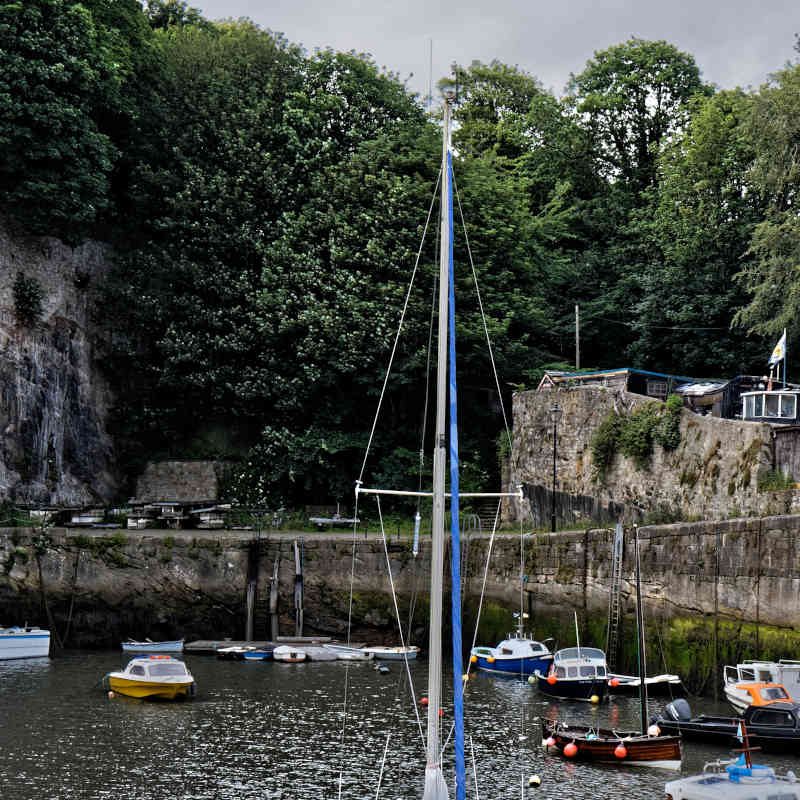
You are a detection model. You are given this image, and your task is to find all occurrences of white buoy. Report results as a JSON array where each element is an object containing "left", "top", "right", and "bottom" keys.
[
  {"left": 647, "top": 724, "right": 661, "bottom": 737},
  {"left": 528, "top": 774, "right": 541, "bottom": 788},
  {"left": 527, "top": 675, "right": 536, "bottom": 685},
  {"left": 107, "top": 690, "right": 115, "bottom": 699}
]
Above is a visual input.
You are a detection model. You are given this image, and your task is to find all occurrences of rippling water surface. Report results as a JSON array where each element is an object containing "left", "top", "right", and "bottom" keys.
[{"left": 2, "top": 653, "right": 799, "bottom": 799}]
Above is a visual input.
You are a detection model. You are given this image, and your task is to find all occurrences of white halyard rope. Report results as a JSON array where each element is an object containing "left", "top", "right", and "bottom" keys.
[
  {"left": 377, "top": 497, "right": 427, "bottom": 753},
  {"left": 357, "top": 169, "right": 442, "bottom": 484}
]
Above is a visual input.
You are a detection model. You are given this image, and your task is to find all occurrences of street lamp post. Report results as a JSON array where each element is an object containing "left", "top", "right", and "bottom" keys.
[{"left": 550, "top": 403, "right": 562, "bottom": 532}]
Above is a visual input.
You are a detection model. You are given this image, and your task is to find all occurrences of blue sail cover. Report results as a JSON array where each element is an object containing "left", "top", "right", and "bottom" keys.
[{"left": 446, "top": 151, "right": 466, "bottom": 800}]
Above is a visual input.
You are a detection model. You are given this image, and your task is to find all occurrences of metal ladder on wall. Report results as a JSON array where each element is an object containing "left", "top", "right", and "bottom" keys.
[{"left": 605, "top": 522, "right": 625, "bottom": 672}]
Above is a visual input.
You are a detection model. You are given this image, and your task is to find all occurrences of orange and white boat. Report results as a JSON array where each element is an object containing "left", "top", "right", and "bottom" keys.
[
  {"left": 104, "top": 655, "right": 196, "bottom": 700},
  {"left": 724, "top": 680, "right": 792, "bottom": 714}
]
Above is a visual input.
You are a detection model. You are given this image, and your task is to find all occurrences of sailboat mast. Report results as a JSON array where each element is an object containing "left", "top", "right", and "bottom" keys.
[
  {"left": 634, "top": 525, "right": 649, "bottom": 734},
  {"left": 425, "top": 96, "right": 452, "bottom": 776}
]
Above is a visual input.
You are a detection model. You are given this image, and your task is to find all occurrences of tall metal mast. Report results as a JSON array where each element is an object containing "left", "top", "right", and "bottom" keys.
[{"left": 423, "top": 95, "right": 452, "bottom": 800}]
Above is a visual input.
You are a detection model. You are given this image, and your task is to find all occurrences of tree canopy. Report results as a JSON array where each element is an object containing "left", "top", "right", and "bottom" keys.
[{"left": 2, "top": 3, "right": 800, "bottom": 504}]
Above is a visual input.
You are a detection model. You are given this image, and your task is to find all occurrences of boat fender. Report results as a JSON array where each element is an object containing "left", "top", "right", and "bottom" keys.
[
  {"left": 528, "top": 775, "right": 541, "bottom": 788},
  {"left": 469, "top": 655, "right": 477, "bottom": 664},
  {"left": 647, "top": 724, "right": 661, "bottom": 737},
  {"left": 527, "top": 675, "right": 536, "bottom": 685},
  {"left": 547, "top": 675, "right": 557, "bottom": 685},
  {"left": 487, "top": 656, "right": 495, "bottom": 664},
  {"left": 563, "top": 742, "right": 578, "bottom": 758},
  {"left": 543, "top": 736, "right": 556, "bottom": 748},
  {"left": 614, "top": 744, "right": 627, "bottom": 759},
  {"left": 420, "top": 697, "right": 429, "bottom": 706},
  {"left": 108, "top": 691, "right": 115, "bottom": 699},
  {"left": 590, "top": 694, "right": 600, "bottom": 704}
]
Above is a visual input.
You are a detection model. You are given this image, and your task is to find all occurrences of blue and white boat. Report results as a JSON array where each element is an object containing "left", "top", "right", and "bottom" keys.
[
  {"left": 535, "top": 646, "right": 609, "bottom": 702},
  {"left": 121, "top": 638, "right": 184, "bottom": 654},
  {"left": 0, "top": 626, "right": 50, "bottom": 660},
  {"left": 471, "top": 620, "right": 552, "bottom": 677}
]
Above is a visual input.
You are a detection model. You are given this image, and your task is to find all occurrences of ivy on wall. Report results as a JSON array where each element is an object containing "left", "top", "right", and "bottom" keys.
[{"left": 591, "top": 394, "right": 682, "bottom": 477}]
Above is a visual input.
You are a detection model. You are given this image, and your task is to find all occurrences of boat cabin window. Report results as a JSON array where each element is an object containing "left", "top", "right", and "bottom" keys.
[
  {"left": 761, "top": 687, "right": 790, "bottom": 701},
  {"left": 130, "top": 665, "right": 145, "bottom": 676},
  {"left": 529, "top": 643, "right": 547, "bottom": 653},
  {"left": 597, "top": 666, "right": 606, "bottom": 677},
  {"left": 501, "top": 648, "right": 513, "bottom": 655},
  {"left": 555, "top": 667, "right": 566, "bottom": 678},
  {"left": 148, "top": 662, "right": 187, "bottom": 677},
  {"left": 749, "top": 709, "right": 795, "bottom": 727},
  {"left": 579, "top": 666, "right": 595, "bottom": 678},
  {"left": 567, "top": 667, "right": 578, "bottom": 678}
]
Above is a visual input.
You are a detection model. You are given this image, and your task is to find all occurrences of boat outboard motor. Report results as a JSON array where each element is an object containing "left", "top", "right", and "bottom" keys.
[{"left": 664, "top": 698, "right": 692, "bottom": 721}]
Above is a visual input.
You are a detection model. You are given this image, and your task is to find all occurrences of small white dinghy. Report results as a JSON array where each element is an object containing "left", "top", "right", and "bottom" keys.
[
  {"left": 322, "top": 643, "right": 374, "bottom": 661},
  {"left": 273, "top": 645, "right": 307, "bottom": 663},
  {"left": 363, "top": 645, "right": 420, "bottom": 661}
]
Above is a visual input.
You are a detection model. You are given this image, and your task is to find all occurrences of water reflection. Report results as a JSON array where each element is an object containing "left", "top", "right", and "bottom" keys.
[{"left": 0, "top": 653, "right": 797, "bottom": 799}]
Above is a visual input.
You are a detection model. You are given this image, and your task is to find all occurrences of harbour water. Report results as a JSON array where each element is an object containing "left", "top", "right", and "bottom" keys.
[{"left": 2, "top": 652, "right": 799, "bottom": 799}]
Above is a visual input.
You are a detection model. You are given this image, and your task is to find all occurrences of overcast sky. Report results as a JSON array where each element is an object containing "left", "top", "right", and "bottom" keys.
[{"left": 193, "top": 0, "right": 798, "bottom": 100}]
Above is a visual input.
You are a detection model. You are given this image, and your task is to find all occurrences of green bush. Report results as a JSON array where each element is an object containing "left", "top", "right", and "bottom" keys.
[
  {"left": 590, "top": 412, "right": 624, "bottom": 477},
  {"left": 653, "top": 394, "right": 683, "bottom": 450},
  {"left": 591, "top": 395, "right": 683, "bottom": 477},
  {"left": 758, "top": 469, "right": 795, "bottom": 492}
]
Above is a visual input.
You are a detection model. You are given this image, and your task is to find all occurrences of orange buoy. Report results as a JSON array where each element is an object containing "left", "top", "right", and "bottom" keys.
[
  {"left": 469, "top": 655, "right": 477, "bottom": 664},
  {"left": 438, "top": 708, "right": 444, "bottom": 717},
  {"left": 614, "top": 743, "right": 627, "bottom": 759},
  {"left": 563, "top": 742, "right": 578, "bottom": 758},
  {"left": 420, "top": 697, "right": 429, "bottom": 706},
  {"left": 547, "top": 674, "right": 557, "bottom": 685},
  {"left": 487, "top": 656, "right": 496, "bottom": 664},
  {"left": 609, "top": 678, "right": 620, "bottom": 688}
]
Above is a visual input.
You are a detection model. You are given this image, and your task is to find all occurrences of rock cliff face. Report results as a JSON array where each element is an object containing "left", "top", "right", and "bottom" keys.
[
  {"left": 510, "top": 386, "right": 783, "bottom": 525},
  {"left": 0, "top": 222, "right": 116, "bottom": 505}
]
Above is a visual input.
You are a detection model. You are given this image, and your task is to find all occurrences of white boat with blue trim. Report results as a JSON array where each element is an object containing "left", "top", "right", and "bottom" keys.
[
  {"left": 471, "top": 616, "right": 552, "bottom": 677},
  {"left": 0, "top": 626, "right": 50, "bottom": 660}
]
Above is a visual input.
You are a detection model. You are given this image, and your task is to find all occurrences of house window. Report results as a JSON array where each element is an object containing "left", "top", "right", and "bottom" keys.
[{"left": 646, "top": 380, "right": 668, "bottom": 400}]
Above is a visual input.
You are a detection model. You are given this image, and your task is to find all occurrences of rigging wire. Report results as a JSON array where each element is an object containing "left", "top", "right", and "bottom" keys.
[
  {"left": 357, "top": 169, "right": 443, "bottom": 484},
  {"left": 377, "top": 497, "right": 427, "bottom": 753},
  {"left": 452, "top": 173, "right": 512, "bottom": 453}
]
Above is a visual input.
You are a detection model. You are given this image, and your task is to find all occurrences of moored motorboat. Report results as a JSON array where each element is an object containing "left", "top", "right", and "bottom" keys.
[
  {"left": 542, "top": 720, "right": 681, "bottom": 769},
  {"left": 724, "top": 681, "right": 792, "bottom": 714},
  {"left": 655, "top": 697, "right": 800, "bottom": 753},
  {"left": 322, "top": 643, "right": 374, "bottom": 661},
  {"left": 724, "top": 660, "right": 800, "bottom": 702},
  {"left": 535, "top": 646, "right": 608, "bottom": 702},
  {"left": 471, "top": 620, "right": 551, "bottom": 677},
  {"left": 273, "top": 645, "right": 307, "bottom": 663},
  {"left": 122, "top": 638, "right": 184, "bottom": 654},
  {"left": 0, "top": 626, "right": 50, "bottom": 660},
  {"left": 242, "top": 649, "right": 273, "bottom": 661},
  {"left": 216, "top": 645, "right": 258, "bottom": 660},
  {"left": 362, "top": 645, "right": 419, "bottom": 661},
  {"left": 104, "top": 655, "right": 195, "bottom": 700}
]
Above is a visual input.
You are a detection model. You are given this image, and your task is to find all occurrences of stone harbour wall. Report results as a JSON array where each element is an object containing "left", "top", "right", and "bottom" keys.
[{"left": 509, "top": 386, "right": 794, "bottom": 526}]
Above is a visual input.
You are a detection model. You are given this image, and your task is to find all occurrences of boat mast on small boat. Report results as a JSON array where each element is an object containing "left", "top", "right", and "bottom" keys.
[{"left": 354, "top": 94, "right": 523, "bottom": 800}]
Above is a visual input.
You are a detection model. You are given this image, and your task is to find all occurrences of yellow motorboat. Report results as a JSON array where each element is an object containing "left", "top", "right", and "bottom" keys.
[{"left": 104, "top": 655, "right": 196, "bottom": 700}]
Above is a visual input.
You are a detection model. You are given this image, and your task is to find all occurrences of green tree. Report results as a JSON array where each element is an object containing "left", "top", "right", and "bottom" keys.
[
  {"left": 734, "top": 63, "right": 800, "bottom": 353},
  {"left": 567, "top": 38, "right": 709, "bottom": 193}
]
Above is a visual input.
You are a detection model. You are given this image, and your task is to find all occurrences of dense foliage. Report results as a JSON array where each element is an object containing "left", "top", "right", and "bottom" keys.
[{"left": 2, "top": 3, "right": 800, "bottom": 504}]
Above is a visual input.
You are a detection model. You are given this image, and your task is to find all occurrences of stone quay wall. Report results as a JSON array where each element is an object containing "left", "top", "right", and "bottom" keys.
[
  {"left": 509, "top": 386, "right": 799, "bottom": 527},
  {"left": 1, "top": 515, "right": 798, "bottom": 649}
]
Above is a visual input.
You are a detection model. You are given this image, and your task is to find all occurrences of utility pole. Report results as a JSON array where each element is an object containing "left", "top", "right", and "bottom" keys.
[{"left": 575, "top": 304, "right": 580, "bottom": 371}]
